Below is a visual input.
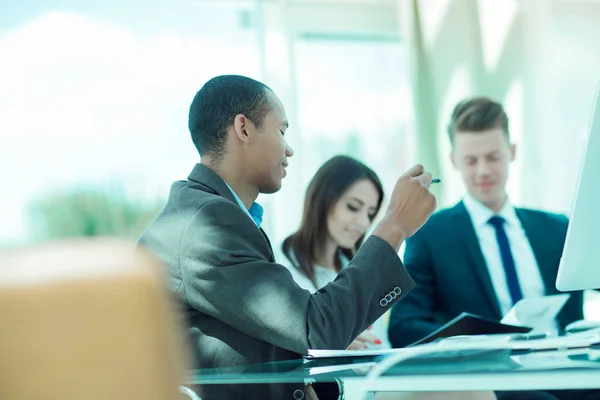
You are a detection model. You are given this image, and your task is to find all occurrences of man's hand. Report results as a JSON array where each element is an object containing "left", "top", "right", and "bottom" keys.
[{"left": 373, "top": 164, "right": 437, "bottom": 251}]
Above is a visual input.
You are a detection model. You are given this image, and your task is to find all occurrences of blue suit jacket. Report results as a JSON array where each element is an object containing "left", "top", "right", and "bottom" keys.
[{"left": 388, "top": 201, "right": 584, "bottom": 348}]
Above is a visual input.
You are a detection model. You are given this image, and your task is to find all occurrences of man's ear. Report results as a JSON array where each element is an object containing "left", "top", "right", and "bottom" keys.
[
  {"left": 450, "top": 151, "right": 457, "bottom": 169},
  {"left": 232, "top": 114, "right": 251, "bottom": 144},
  {"left": 509, "top": 143, "right": 516, "bottom": 162}
]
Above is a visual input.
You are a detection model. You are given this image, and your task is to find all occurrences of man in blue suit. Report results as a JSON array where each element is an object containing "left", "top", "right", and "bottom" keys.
[{"left": 388, "top": 97, "right": 590, "bottom": 400}]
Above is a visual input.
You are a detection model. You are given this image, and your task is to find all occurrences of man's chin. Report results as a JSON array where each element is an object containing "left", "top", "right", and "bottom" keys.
[
  {"left": 476, "top": 192, "right": 493, "bottom": 201},
  {"left": 473, "top": 191, "right": 505, "bottom": 207},
  {"left": 259, "top": 181, "right": 283, "bottom": 194}
]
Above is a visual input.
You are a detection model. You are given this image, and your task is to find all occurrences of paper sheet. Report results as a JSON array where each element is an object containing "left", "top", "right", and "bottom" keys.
[
  {"left": 306, "top": 348, "right": 399, "bottom": 359},
  {"left": 501, "top": 294, "right": 571, "bottom": 333},
  {"left": 306, "top": 327, "right": 600, "bottom": 365}
]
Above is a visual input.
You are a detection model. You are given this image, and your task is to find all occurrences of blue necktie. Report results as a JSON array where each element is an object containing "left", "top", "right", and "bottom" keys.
[{"left": 488, "top": 216, "right": 523, "bottom": 305}]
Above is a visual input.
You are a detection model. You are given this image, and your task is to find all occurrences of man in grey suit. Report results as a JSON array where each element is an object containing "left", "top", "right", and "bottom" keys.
[
  {"left": 388, "top": 97, "right": 590, "bottom": 400},
  {"left": 138, "top": 75, "right": 437, "bottom": 400}
]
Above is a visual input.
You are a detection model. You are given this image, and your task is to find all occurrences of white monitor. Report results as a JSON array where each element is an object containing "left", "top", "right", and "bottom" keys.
[{"left": 556, "top": 88, "right": 600, "bottom": 291}]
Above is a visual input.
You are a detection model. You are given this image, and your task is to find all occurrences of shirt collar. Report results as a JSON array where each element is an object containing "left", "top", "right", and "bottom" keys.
[
  {"left": 462, "top": 194, "right": 519, "bottom": 228},
  {"left": 224, "top": 183, "right": 263, "bottom": 228}
]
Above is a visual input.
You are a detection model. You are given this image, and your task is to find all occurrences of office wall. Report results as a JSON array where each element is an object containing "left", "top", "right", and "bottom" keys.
[{"left": 399, "top": 0, "right": 600, "bottom": 215}]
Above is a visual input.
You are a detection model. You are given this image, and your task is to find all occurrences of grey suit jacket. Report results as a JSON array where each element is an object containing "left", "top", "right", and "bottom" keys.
[
  {"left": 388, "top": 201, "right": 584, "bottom": 348},
  {"left": 139, "top": 163, "right": 415, "bottom": 400}
]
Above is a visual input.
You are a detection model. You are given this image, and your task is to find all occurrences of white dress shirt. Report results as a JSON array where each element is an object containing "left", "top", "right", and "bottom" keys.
[{"left": 462, "top": 195, "right": 546, "bottom": 317}]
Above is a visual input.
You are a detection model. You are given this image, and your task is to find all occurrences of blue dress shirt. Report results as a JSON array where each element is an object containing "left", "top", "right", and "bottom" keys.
[{"left": 224, "top": 183, "right": 263, "bottom": 228}]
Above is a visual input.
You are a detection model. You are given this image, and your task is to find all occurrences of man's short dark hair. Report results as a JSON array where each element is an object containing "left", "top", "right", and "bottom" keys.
[
  {"left": 188, "top": 75, "right": 273, "bottom": 158},
  {"left": 447, "top": 96, "right": 510, "bottom": 144}
]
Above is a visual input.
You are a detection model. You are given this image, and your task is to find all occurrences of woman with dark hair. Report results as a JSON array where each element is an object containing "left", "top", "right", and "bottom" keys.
[
  {"left": 280, "top": 155, "right": 389, "bottom": 349},
  {"left": 280, "top": 155, "right": 496, "bottom": 400}
]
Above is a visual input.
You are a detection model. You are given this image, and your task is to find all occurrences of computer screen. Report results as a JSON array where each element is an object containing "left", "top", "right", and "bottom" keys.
[{"left": 556, "top": 88, "right": 600, "bottom": 291}]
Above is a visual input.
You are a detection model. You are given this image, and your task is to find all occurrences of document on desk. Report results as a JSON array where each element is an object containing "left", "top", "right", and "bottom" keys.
[
  {"left": 306, "top": 360, "right": 377, "bottom": 375},
  {"left": 512, "top": 348, "right": 600, "bottom": 371},
  {"left": 305, "top": 346, "right": 515, "bottom": 376},
  {"left": 306, "top": 348, "right": 399, "bottom": 359},
  {"left": 307, "top": 346, "right": 513, "bottom": 359},
  {"left": 408, "top": 312, "right": 531, "bottom": 346},
  {"left": 306, "top": 328, "right": 600, "bottom": 374},
  {"left": 434, "top": 327, "right": 600, "bottom": 351},
  {"left": 500, "top": 294, "right": 570, "bottom": 334}
]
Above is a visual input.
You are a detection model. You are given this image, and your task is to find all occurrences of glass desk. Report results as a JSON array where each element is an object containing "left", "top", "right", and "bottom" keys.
[{"left": 187, "top": 347, "right": 600, "bottom": 399}]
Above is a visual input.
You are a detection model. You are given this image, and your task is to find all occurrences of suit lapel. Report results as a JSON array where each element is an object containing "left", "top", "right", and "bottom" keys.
[
  {"left": 187, "top": 163, "right": 275, "bottom": 260},
  {"left": 515, "top": 209, "right": 556, "bottom": 296},
  {"left": 260, "top": 228, "right": 275, "bottom": 262},
  {"left": 452, "top": 202, "right": 503, "bottom": 320}
]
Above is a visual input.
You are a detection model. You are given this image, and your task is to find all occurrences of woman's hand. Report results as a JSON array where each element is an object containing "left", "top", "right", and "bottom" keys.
[{"left": 346, "top": 328, "right": 382, "bottom": 350}]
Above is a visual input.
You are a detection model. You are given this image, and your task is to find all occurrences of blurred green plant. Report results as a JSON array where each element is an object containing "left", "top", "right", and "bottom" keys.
[{"left": 28, "top": 186, "right": 165, "bottom": 240}]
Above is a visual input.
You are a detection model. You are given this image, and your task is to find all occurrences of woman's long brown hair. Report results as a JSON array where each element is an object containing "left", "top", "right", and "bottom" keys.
[{"left": 281, "top": 155, "right": 384, "bottom": 288}]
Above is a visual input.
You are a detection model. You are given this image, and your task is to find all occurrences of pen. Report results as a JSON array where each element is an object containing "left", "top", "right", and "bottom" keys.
[{"left": 431, "top": 178, "right": 442, "bottom": 184}]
